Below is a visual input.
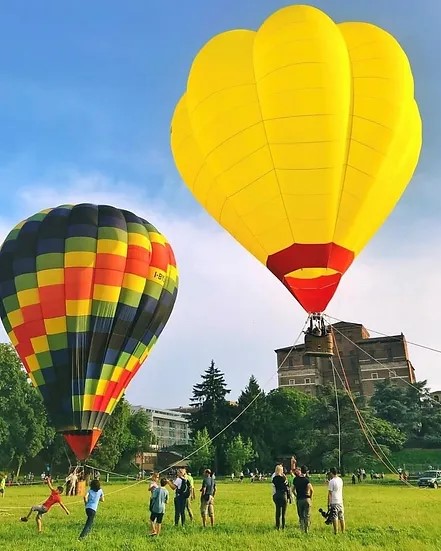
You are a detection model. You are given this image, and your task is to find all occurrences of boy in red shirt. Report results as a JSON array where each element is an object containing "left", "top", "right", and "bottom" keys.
[{"left": 21, "top": 477, "right": 70, "bottom": 533}]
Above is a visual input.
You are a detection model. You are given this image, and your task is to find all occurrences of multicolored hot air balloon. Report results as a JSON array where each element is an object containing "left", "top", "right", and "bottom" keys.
[
  {"left": 171, "top": 4, "right": 422, "bottom": 313},
  {"left": 0, "top": 204, "right": 178, "bottom": 460}
]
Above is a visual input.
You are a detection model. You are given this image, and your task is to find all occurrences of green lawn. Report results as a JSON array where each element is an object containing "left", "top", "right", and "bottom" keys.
[{"left": 1, "top": 478, "right": 441, "bottom": 551}]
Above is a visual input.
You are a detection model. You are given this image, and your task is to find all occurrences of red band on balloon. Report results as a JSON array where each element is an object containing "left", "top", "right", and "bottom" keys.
[
  {"left": 63, "top": 430, "right": 102, "bottom": 461},
  {"left": 267, "top": 242, "right": 354, "bottom": 276},
  {"left": 284, "top": 273, "right": 342, "bottom": 313},
  {"left": 266, "top": 242, "right": 354, "bottom": 312}
]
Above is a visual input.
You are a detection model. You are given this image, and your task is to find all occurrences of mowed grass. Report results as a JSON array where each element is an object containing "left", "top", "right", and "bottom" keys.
[{"left": 1, "top": 478, "right": 441, "bottom": 551}]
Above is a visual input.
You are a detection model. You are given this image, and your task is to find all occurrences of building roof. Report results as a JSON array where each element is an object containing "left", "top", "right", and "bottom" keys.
[
  {"left": 355, "top": 334, "right": 404, "bottom": 345},
  {"left": 275, "top": 321, "right": 405, "bottom": 353},
  {"left": 274, "top": 343, "right": 305, "bottom": 353}
]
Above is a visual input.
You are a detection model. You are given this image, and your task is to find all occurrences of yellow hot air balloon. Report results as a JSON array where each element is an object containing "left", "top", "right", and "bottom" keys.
[{"left": 170, "top": 4, "right": 422, "bottom": 313}]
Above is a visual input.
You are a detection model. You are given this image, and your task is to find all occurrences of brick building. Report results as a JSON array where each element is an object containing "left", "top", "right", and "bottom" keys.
[{"left": 276, "top": 321, "right": 416, "bottom": 398}]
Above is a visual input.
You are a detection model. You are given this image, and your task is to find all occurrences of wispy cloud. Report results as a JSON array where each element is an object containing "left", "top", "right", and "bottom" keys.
[{"left": 1, "top": 170, "right": 440, "bottom": 408}]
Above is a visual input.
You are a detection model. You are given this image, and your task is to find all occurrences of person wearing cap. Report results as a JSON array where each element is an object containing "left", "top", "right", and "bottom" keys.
[{"left": 200, "top": 469, "right": 216, "bottom": 527}]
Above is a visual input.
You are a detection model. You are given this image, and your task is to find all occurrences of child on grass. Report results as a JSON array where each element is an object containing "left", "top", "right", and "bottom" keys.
[
  {"left": 78, "top": 479, "right": 104, "bottom": 540},
  {"left": 149, "top": 478, "right": 169, "bottom": 537},
  {"left": 20, "top": 477, "right": 70, "bottom": 533}
]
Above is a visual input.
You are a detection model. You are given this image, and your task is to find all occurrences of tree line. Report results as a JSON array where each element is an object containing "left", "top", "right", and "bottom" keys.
[
  {"left": 1, "top": 343, "right": 441, "bottom": 477},
  {"left": 187, "top": 360, "right": 441, "bottom": 474}
]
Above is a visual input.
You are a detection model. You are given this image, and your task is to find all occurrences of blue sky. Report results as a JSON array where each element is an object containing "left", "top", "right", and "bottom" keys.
[{"left": 0, "top": 1, "right": 440, "bottom": 407}]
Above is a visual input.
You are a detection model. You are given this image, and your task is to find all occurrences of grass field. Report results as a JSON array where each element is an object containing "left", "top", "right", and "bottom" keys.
[{"left": 1, "top": 478, "right": 441, "bottom": 551}]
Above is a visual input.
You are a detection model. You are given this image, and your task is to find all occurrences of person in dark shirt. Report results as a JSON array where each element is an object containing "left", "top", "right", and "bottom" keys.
[
  {"left": 271, "top": 465, "right": 291, "bottom": 530},
  {"left": 200, "top": 469, "right": 216, "bottom": 527},
  {"left": 293, "top": 465, "right": 314, "bottom": 533}
]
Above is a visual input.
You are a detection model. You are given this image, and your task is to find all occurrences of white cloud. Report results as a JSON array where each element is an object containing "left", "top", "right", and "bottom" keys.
[{"left": 1, "top": 171, "right": 441, "bottom": 411}]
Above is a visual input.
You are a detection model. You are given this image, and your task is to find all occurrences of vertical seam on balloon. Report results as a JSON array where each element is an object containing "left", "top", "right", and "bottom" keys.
[
  {"left": 125, "top": 227, "right": 178, "bottom": 399},
  {"left": 88, "top": 207, "right": 127, "bottom": 432},
  {"left": 80, "top": 205, "right": 99, "bottom": 432},
  {"left": 252, "top": 52, "right": 297, "bottom": 248},
  {"left": 98, "top": 211, "right": 142, "bottom": 421},
  {"left": 329, "top": 40, "right": 355, "bottom": 274},
  {"left": 116, "top": 216, "right": 152, "bottom": 394},
  {"left": 129, "top": 223, "right": 165, "bottom": 377},
  {"left": 21, "top": 212, "right": 48, "bottom": 410}
]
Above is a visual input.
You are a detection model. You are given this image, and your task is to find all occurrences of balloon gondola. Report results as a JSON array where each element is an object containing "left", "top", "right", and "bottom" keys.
[{"left": 0, "top": 204, "right": 178, "bottom": 460}]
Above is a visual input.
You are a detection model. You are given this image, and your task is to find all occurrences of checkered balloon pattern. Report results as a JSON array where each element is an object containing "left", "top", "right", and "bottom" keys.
[{"left": 0, "top": 204, "right": 178, "bottom": 440}]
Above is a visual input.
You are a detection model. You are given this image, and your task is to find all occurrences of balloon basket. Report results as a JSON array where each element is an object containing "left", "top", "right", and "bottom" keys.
[{"left": 304, "top": 314, "right": 334, "bottom": 357}]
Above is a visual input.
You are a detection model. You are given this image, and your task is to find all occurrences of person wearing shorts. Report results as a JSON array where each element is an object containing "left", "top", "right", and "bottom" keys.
[
  {"left": 200, "top": 469, "right": 216, "bottom": 527},
  {"left": 328, "top": 467, "right": 345, "bottom": 534},
  {"left": 149, "top": 478, "right": 169, "bottom": 536},
  {"left": 20, "top": 478, "right": 69, "bottom": 533}
]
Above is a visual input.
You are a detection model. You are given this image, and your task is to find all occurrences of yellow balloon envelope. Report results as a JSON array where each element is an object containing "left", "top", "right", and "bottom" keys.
[{"left": 171, "top": 4, "right": 422, "bottom": 312}]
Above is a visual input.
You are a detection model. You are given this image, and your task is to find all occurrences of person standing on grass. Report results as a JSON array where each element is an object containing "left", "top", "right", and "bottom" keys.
[
  {"left": 78, "top": 479, "right": 104, "bottom": 540},
  {"left": 272, "top": 464, "right": 291, "bottom": 530},
  {"left": 67, "top": 467, "right": 79, "bottom": 496},
  {"left": 149, "top": 478, "right": 169, "bottom": 537},
  {"left": 20, "top": 477, "right": 70, "bottom": 533},
  {"left": 168, "top": 467, "right": 190, "bottom": 526},
  {"left": 0, "top": 473, "right": 6, "bottom": 498},
  {"left": 293, "top": 465, "right": 313, "bottom": 533},
  {"left": 185, "top": 470, "right": 195, "bottom": 521},
  {"left": 200, "top": 469, "right": 216, "bottom": 527},
  {"left": 328, "top": 467, "right": 345, "bottom": 535},
  {"left": 148, "top": 472, "right": 160, "bottom": 514}
]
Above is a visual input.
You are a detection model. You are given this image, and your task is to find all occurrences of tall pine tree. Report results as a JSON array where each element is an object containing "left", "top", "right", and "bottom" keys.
[
  {"left": 190, "top": 360, "right": 233, "bottom": 472},
  {"left": 237, "top": 375, "right": 271, "bottom": 469},
  {"left": 190, "top": 360, "right": 231, "bottom": 436}
]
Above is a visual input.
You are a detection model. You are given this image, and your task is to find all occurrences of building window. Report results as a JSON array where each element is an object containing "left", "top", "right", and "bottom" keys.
[
  {"left": 288, "top": 379, "right": 295, "bottom": 385},
  {"left": 371, "top": 373, "right": 378, "bottom": 379},
  {"left": 305, "top": 377, "right": 311, "bottom": 384}
]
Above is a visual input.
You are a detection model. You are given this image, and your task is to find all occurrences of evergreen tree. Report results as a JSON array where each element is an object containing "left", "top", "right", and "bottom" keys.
[
  {"left": 190, "top": 360, "right": 233, "bottom": 472},
  {"left": 236, "top": 376, "right": 271, "bottom": 469},
  {"left": 190, "top": 360, "right": 231, "bottom": 436}
]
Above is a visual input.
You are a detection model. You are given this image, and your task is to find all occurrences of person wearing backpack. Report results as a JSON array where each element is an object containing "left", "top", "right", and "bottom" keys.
[{"left": 167, "top": 468, "right": 190, "bottom": 526}]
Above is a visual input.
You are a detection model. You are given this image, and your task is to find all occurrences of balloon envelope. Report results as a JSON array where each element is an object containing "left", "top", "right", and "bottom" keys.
[
  {"left": 171, "top": 4, "right": 422, "bottom": 312},
  {"left": 0, "top": 204, "right": 178, "bottom": 459}
]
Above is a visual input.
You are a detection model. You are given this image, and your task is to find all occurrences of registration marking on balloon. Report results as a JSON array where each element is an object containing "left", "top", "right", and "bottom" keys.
[{"left": 0, "top": 204, "right": 179, "bottom": 460}]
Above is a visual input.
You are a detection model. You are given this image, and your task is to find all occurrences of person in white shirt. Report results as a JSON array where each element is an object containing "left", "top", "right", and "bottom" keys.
[{"left": 327, "top": 467, "right": 345, "bottom": 534}]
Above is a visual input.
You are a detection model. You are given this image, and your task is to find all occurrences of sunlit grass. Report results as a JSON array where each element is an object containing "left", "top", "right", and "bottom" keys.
[{"left": 1, "top": 477, "right": 441, "bottom": 550}]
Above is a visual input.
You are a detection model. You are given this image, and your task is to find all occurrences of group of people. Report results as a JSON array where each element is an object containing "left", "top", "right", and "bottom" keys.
[
  {"left": 272, "top": 465, "right": 345, "bottom": 535},
  {"left": 17, "top": 463, "right": 346, "bottom": 538},
  {"left": 147, "top": 467, "right": 216, "bottom": 536}
]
